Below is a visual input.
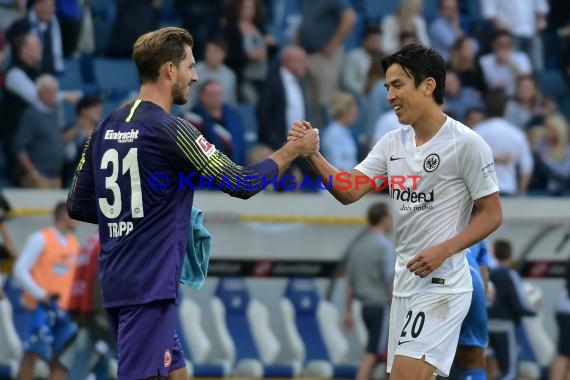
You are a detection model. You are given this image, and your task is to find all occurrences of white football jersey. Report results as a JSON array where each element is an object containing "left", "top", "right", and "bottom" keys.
[{"left": 355, "top": 116, "right": 499, "bottom": 297}]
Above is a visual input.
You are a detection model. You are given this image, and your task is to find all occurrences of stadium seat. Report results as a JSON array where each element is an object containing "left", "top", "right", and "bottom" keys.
[
  {"left": 210, "top": 277, "right": 300, "bottom": 378},
  {"left": 93, "top": 58, "right": 139, "bottom": 100},
  {"left": 59, "top": 59, "right": 83, "bottom": 91},
  {"left": 281, "top": 278, "right": 358, "bottom": 378},
  {"left": 363, "top": 0, "right": 399, "bottom": 24},
  {"left": 101, "top": 99, "right": 125, "bottom": 120},
  {"left": 177, "top": 296, "right": 232, "bottom": 377}
]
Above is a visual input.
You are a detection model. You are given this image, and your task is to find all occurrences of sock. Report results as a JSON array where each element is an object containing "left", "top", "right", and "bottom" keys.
[{"left": 464, "top": 368, "right": 486, "bottom": 380}]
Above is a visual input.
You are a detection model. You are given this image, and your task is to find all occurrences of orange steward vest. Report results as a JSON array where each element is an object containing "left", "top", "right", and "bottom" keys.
[{"left": 23, "top": 227, "right": 80, "bottom": 310}]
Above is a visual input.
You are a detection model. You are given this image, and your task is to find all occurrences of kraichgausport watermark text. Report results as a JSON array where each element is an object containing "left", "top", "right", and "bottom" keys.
[{"left": 146, "top": 172, "right": 422, "bottom": 192}]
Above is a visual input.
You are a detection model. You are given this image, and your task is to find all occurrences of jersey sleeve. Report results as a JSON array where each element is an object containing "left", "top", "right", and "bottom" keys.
[
  {"left": 458, "top": 132, "right": 499, "bottom": 200},
  {"left": 67, "top": 128, "right": 99, "bottom": 224},
  {"left": 354, "top": 133, "right": 389, "bottom": 181},
  {"left": 160, "top": 117, "right": 279, "bottom": 199}
]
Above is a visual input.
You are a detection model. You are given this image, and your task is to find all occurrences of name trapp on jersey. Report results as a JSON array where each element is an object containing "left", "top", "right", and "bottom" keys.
[{"left": 104, "top": 129, "right": 140, "bottom": 143}]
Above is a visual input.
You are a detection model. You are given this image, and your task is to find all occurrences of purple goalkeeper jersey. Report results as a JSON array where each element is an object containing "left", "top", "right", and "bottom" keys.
[{"left": 67, "top": 100, "right": 278, "bottom": 308}]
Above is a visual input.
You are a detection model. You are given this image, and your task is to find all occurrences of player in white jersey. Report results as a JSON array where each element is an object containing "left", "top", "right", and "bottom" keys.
[{"left": 288, "top": 43, "right": 502, "bottom": 379}]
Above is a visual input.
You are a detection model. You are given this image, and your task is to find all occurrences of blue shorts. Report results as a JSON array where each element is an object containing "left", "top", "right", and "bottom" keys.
[
  {"left": 458, "top": 266, "right": 488, "bottom": 348},
  {"left": 24, "top": 301, "right": 77, "bottom": 362},
  {"left": 106, "top": 300, "right": 186, "bottom": 379}
]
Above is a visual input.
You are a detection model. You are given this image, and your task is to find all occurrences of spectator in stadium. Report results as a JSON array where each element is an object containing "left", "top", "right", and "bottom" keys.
[
  {"left": 464, "top": 107, "right": 487, "bottom": 130},
  {"left": 297, "top": 0, "right": 356, "bottom": 128},
  {"left": 487, "top": 239, "right": 537, "bottom": 380},
  {"left": 66, "top": 26, "right": 319, "bottom": 379},
  {"left": 479, "top": 30, "right": 533, "bottom": 97},
  {"left": 321, "top": 91, "right": 359, "bottom": 172},
  {"left": 0, "top": 0, "right": 25, "bottom": 32},
  {"left": 447, "top": 36, "right": 487, "bottom": 96},
  {"left": 61, "top": 93, "right": 103, "bottom": 187},
  {"left": 380, "top": 0, "right": 430, "bottom": 56},
  {"left": 256, "top": 45, "right": 307, "bottom": 151},
  {"left": 363, "top": 52, "right": 391, "bottom": 140},
  {"left": 289, "top": 43, "right": 502, "bottom": 380},
  {"left": 13, "top": 74, "right": 65, "bottom": 188},
  {"left": 10, "top": 0, "right": 64, "bottom": 75},
  {"left": 480, "top": 0, "right": 549, "bottom": 71},
  {"left": 443, "top": 69, "right": 484, "bottom": 123},
  {"left": 2, "top": 25, "right": 43, "bottom": 183},
  {"left": 343, "top": 202, "right": 395, "bottom": 380},
  {"left": 504, "top": 75, "right": 544, "bottom": 129},
  {"left": 186, "top": 79, "right": 246, "bottom": 165},
  {"left": 534, "top": 113, "right": 570, "bottom": 195},
  {"left": 106, "top": 0, "right": 161, "bottom": 58},
  {"left": 13, "top": 201, "right": 80, "bottom": 380},
  {"left": 473, "top": 89, "right": 534, "bottom": 196},
  {"left": 222, "top": 0, "right": 273, "bottom": 104},
  {"left": 428, "top": 0, "right": 467, "bottom": 61},
  {"left": 189, "top": 37, "right": 237, "bottom": 108},
  {"left": 2, "top": 23, "right": 80, "bottom": 184},
  {"left": 55, "top": 0, "right": 84, "bottom": 57},
  {"left": 174, "top": 0, "right": 225, "bottom": 62},
  {"left": 341, "top": 26, "right": 382, "bottom": 97}
]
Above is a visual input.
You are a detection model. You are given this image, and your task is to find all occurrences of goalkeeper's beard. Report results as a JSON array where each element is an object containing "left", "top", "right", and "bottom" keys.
[{"left": 172, "top": 80, "right": 189, "bottom": 105}]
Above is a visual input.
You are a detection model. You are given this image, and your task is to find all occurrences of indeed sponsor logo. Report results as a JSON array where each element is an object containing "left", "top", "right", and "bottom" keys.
[
  {"left": 390, "top": 188, "right": 434, "bottom": 203},
  {"left": 104, "top": 129, "right": 140, "bottom": 143}
]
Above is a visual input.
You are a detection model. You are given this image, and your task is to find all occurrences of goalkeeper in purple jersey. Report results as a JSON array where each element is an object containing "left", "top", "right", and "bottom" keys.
[{"left": 67, "top": 27, "right": 319, "bottom": 380}]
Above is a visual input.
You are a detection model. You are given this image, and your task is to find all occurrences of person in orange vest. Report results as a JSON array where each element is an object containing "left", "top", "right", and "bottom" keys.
[{"left": 13, "top": 201, "right": 80, "bottom": 380}]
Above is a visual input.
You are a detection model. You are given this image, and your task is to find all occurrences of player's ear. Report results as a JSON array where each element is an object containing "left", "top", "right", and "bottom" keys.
[
  {"left": 163, "top": 62, "right": 176, "bottom": 80},
  {"left": 423, "top": 77, "right": 436, "bottom": 96}
]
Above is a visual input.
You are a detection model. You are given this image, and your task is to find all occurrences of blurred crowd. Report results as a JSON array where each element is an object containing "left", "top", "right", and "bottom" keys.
[{"left": 0, "top": 0, "right": 569, "bottom": 195}]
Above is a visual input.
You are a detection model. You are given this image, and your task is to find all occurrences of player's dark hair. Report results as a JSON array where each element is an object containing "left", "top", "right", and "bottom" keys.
[
  {"left": 382, "top": 43, "right": 446, "bottom": 105},
  {"left": 133, "top": 27, "right": 194, "bottom": 84},
  {"left": 494, "top": 239, "right": 512, "bottom": 262},
  {"left": 367, "top": 202, "right": 389, "bottom": 226},
  {"left": 53, "top": 201, "right": 68, "bottom": 222}
]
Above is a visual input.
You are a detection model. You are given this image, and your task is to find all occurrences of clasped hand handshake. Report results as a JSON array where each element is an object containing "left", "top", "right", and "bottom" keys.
[{"left": 287, "top": 120, "right": 320, "bottom": 157}]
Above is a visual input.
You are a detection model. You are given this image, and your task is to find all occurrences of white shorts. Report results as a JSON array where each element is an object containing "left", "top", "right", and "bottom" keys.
[{"left": 386, "top": 291, "right": 472, "bottom": 377}]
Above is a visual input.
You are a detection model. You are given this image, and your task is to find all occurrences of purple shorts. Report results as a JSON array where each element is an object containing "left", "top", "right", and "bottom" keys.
[{"left": 106, "top": 300, "right": 186, "bottom": 379}]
